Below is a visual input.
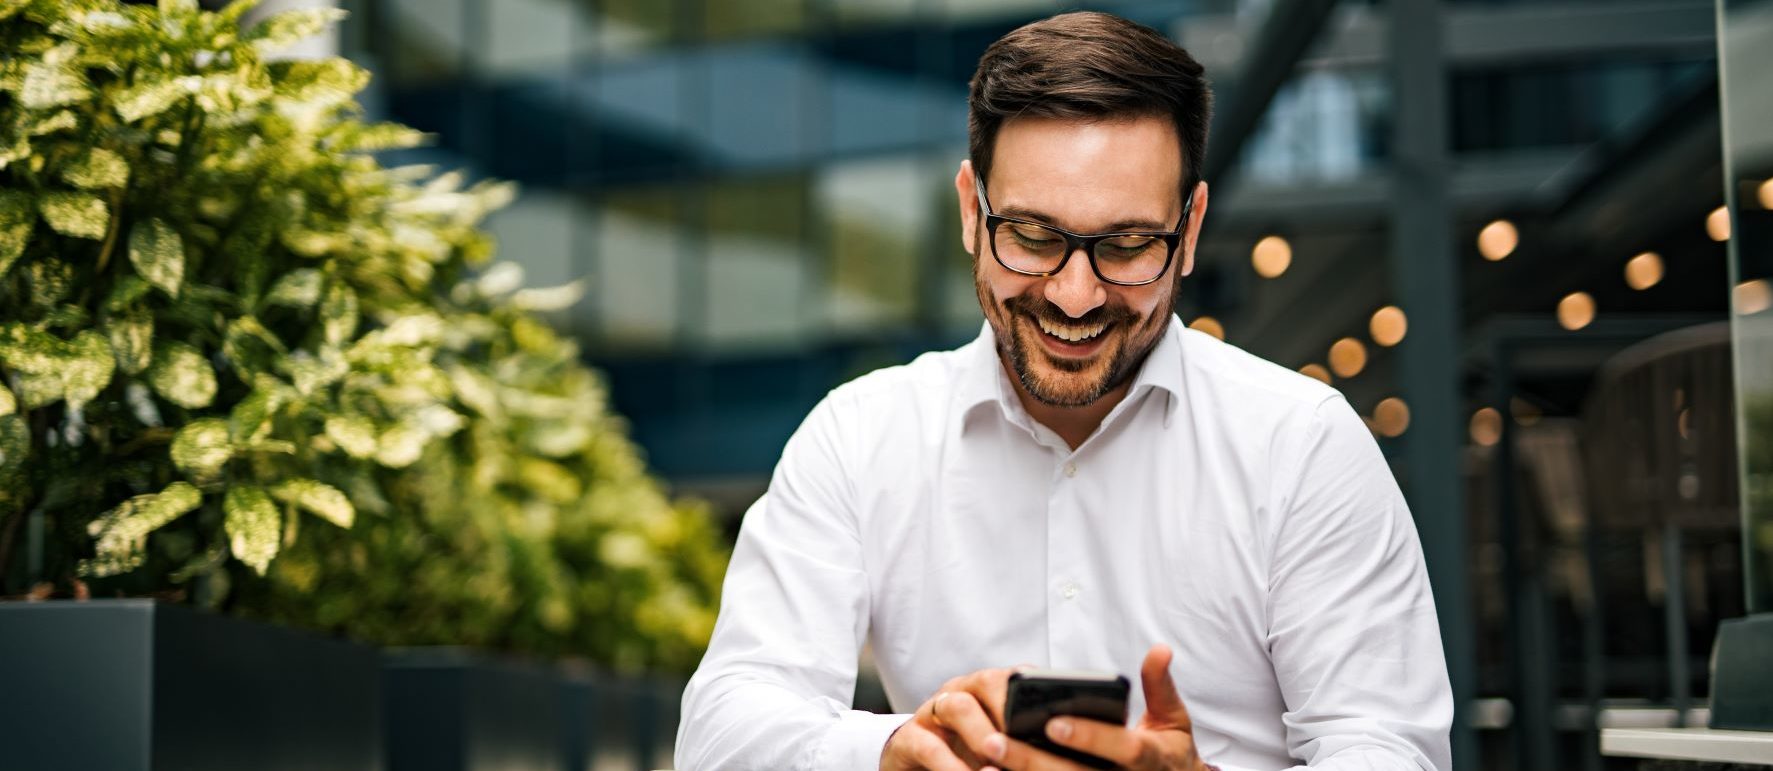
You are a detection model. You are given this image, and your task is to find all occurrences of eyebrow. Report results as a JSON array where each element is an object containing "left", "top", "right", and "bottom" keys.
[{"left": 995, "top": 204, "right": 1176, "bottom": 233}]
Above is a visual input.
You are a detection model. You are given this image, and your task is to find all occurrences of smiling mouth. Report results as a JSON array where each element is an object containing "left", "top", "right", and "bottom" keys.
[{"left": 1035, "top": 315, "right": 1110, "bottom": 343}]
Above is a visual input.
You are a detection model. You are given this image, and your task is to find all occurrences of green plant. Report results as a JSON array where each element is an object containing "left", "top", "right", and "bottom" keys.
[{"left": 0, "top": 0, "right": 726, "bottom": 671}]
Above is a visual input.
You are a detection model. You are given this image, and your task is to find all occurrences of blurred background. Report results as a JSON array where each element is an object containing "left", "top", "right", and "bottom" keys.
[
  {"left": 7, "top": 0, "right": 1766, "bottom": 769},
  {"left": 319, "top": 0, "right": 1769, "bottom": 768}
]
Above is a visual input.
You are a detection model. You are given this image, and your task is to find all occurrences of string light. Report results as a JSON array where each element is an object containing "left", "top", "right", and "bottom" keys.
[
  {"left": 1738, "top": 279, "right": 1772, "bottom": 315},
  {"left": 1557, "top": 292, "right": 1595, "bottom": 331},
  {"left": 1189, "top": 316, "right": 1225, "bottom": 340},
  {"left": 1707, "top": 206, "right": 1731, "bottom": 241},
  {"left": 1470, "top": 407, "right": 1502, "bottom": 446},
  {"left": 1251, "top": 235, "right": 1292, "bottom": 279},
  {"left": 1374, "top": 397, "right": 1410, "bottom": 437},
  {"left": 1624, "top": 252, "right": 1663, "bottom": 291},
  {"left": 1760, "top": 179, "right": 1773, "bottom": 210},
  {"left": 1369, "top": 306, "right": 1407, "bottom": 347},
  {"left": 1512, "top": 397, "right": 1542, "bottom": 427},
  {"left": 1478, "top": 220, "right": 1518, "bottom": 261},
  {"left": 1299, "top": 363, "right": 1332, "bottom": 384},
  {"left": 1328, "top": 337, "right": 1367, "bottom": 378}
]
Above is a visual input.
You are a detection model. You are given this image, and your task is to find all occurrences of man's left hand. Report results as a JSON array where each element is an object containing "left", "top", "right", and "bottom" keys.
[{"left": 985, "top": 643, "right": 1212, "bottom": 771}]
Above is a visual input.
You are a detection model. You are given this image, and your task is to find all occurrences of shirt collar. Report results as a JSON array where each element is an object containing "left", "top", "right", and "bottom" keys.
[{"left": 954, "top": 315, "right": 1187, "bottom": 431}]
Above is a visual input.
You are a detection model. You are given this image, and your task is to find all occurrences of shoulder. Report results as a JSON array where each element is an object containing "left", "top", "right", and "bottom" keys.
[
  {"left": 1174, "top": 325, "right": 1342, "bottom": 417},
  {"left": 823, "top": 340, "right": 977, "bottom": 411}
]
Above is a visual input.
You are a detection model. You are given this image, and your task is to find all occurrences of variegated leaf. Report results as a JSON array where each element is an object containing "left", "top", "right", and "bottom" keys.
[
  {"left": 62, "top": 330, "right": 115, "bottom": 411},
  {"left": 265, "top": 268, "right": 322, "bottom": 308},
  {"left": 39, "top": 192, "right": 108, "bottom": 240},
  {"left": 170, "top": 418, "right": 231, "bottom": 479},
  {"left": 106, "top": 313, "right": 153, "bottom": 374},
  {"left": 0, "top": 190, "right": 33, "bottom": 279},
  {"left": 61, "top": 147, "right": 128, "bottom": 189},
  {"left": 270, "top": 478, "right": 354, "bottom": 529},
  {"left": 321, "top": 283, "right": 358, "bottom": 345},
  {"left": 20, "top": 60, "right": 88, "bottom": 109},
  {"left": 114, "top": 77, "right": 193, "bottom": 123},
  {"left": 246, "top": 7, "right": 347, "bottom": 55},
  {"left": 511, "top": 281, "right": 585, "bottom": 312},
  {"left": 224, "top": 485, "right": 280, "bottom": 575},
  {"left": 128, "top": 218, "right": 184, "bottom": 296},
  {"left": 83, "top": 481, "right": 203, "bottom": 577},
  {"left": 280, "top": 349, "right": 347, "bottom": 395},
  {"left": 374, "top": 421, "right": 428, "bottom": 468},
  {"left": 147, "top": 340, "right": 216, "bottom": 409},
  {"left": 323, "top": 414, "right": 378, "bottom": 458}
]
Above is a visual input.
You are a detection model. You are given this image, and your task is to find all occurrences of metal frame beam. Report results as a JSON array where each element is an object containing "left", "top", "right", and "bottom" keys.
[{"left": 1200, "top": 0, "right": 1341, "bottom": 187}]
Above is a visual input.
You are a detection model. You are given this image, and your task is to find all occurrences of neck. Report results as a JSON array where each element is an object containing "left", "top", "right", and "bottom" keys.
[{"left": 1004, "top": 361, "right": 1133, "bottom": 450}]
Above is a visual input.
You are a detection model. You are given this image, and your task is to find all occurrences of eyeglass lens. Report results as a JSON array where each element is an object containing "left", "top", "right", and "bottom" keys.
[{"left": 993, "top": 221, "right": 1168, "bottom": 284}]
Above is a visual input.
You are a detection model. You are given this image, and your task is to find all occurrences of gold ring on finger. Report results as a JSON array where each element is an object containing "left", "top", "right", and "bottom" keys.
[{"left": 930, "top": 691, "right": 950, "bottom": 729}]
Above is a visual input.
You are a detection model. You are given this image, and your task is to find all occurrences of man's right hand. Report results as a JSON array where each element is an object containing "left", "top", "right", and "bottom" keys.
[{"left": 881, "top": 666, "right": 1018, "bottom": 770}]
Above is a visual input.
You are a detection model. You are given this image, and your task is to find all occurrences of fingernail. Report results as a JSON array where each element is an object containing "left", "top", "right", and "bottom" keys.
[
  {"left": 1048, "top": 718, "right": 1072, "bottom": 741},
  {"left": 985, "top": 733, "right": 1006, "bottom": 760}
]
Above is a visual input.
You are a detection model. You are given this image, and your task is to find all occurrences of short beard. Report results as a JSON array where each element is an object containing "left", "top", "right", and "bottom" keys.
[{"left": 973, "top": 233, "right": 1175, "bottom": 408}]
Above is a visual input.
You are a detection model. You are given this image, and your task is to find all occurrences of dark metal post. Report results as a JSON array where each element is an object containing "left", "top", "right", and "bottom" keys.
[
  {"left": 1388, "top": 0, "right": 1476, "bottom": 767},
  {"left": 1661, "top": 520, "right": 1691, "bottom": 721}
]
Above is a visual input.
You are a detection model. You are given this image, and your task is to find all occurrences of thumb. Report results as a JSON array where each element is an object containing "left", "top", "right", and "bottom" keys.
[{"left": 1139, "top": 643, "right": 1193, "bottom": 732}]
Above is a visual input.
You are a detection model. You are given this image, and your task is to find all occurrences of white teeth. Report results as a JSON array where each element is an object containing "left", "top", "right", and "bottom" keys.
[{"left": 1036, "top": 316, "right": 1108, "bottom": 342}]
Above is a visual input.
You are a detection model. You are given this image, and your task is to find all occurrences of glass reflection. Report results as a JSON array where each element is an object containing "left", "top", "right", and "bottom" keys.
[{"left": 1719, "top": 0, "right": 1773, "bottom": 612}]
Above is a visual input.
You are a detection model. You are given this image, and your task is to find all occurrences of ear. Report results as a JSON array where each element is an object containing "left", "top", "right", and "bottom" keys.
[
  {"left": 1178, "top": 181, "right": 1210, "bottom": 277},
  {"left": 955, "top": 160, "right": 979, "bottom": 257}
]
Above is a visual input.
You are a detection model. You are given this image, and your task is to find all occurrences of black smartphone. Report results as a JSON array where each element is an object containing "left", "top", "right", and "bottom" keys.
[{"left": 1003, "top": 669, "right": 1131, "bottom": 769}]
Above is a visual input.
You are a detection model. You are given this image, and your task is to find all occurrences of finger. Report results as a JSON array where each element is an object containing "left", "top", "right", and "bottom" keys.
[
  {"left": 1046, "top": 716, "right": 1145, "bottom": 767},
  {"left": 954, "top": 668, "right": 1014, "bottom": 728},
  {"left": 905, "top": 723, "right": 972, "bottom": 771},
  {"left": 937, "top": 691, "right": 1013, "bottom": 765},
  {"left": 991, "top": 734, "right": 1096, "bottom": 771},
  {"left": 1140, "top": 643, "right": 1193, "bottom": 732}
]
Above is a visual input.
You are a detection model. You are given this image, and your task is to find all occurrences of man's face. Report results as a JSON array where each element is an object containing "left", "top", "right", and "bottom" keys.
[{"left": 957, "top": 115, "right": 1203, "bottom": 408}]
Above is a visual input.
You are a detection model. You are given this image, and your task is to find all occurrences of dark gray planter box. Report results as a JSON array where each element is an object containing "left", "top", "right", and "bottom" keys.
[
  {"left": 383, "top": 649, "right": 684, "bottom": 771},
  {"left": 0, "top": 599, "right": 382, "bottom": 771}
]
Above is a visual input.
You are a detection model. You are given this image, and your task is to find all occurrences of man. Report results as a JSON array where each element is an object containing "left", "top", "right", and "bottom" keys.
[{"left": 676, "top": 11, "right": 1451, "bottom": 771}]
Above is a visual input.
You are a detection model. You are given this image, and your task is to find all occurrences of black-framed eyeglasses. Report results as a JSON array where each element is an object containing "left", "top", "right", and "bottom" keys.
[{"left": 974, "top": 175, "right": 1193, "bottom": 287}]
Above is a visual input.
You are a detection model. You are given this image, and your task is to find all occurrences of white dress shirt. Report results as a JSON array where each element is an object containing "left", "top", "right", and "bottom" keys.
[{"left": 676, "top": 316, "right": 1452, "bottom": 771}]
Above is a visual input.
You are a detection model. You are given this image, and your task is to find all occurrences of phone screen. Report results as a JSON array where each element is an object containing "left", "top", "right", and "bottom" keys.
[{"left": 1003, "top": 669, "right": 1130, "bottom": 769}]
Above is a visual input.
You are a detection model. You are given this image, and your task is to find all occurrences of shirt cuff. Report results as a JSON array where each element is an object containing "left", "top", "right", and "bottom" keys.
[{"left": 815, "top": 711, "right": 915, "bottom": 770}]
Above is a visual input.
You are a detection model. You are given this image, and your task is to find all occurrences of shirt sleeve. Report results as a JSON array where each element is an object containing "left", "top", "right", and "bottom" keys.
[
  {"left": 1258, "top": 395, "right": 1454, "bottom": 771},
  {"left": 674, "top": 393, "right": 912, "bottom": 770}
]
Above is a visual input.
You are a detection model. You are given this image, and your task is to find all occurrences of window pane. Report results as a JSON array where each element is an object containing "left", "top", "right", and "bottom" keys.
[
  {"left": 596, "top": 187, "right": 684, "bottom": 349},
  {"left": 704, "top": 176, "right": 810, "bottom": 349},
  {"left": 819, "top": 157, "right": 927, "bottom": 333}
]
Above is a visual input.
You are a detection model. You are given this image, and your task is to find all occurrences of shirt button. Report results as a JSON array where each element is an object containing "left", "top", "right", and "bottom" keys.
[
  {"left": 1063, "top": 462, "right": 1077, "bottom": 478},
  {"left": 1061, "top": 583, "right": 1080, "bottom": 600}
]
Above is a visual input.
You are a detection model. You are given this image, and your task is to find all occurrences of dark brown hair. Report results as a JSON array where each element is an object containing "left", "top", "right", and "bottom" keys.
[{"left": 968, "top": 11, "right": 1213, "bottom": 195}]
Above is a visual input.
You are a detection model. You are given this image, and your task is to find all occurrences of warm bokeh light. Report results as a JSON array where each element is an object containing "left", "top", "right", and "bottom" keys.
[
  {"left": 1369, "top": 306, "right": 1407, "bottom": 347},
  {"left": 1470, "top": 407, "right": 1502, "bottom": 446},
  {"left": 1189, "top": 316, "right": 1226, "bottom": 340},
  {"left": 1738, "top": 279, "right": 1772, "bottom": 315},
  {"left": 1251, "top": 235, "right": 1292, "bottom": 279},
  {"left": 1557, "top": 291, "right": 1595, "bottom": 330},
  {"left": 1761, "top": 179, "right": 1773, "bottom": 210},
  {"left": 1707, "top": 205, "right": 1731, "bottom": 241},
  {"left": 1374, "top": 397, "right": 1410, "bottom": 438},
  {"left": 1478, "top": 219, "right": 1518, "bottom": 261},
  {"left": 1511, "top": 397, "right": 1542, "bottom": 427},
  {"left": 1624, "top": 252, "right": 1663, "bottom": 291},
  {"left": 1299, "top": 363, "right": 1332, "bottom": 384},
  {"left": 1328, "top": 337, "right": 1368, "bottom": 378}
]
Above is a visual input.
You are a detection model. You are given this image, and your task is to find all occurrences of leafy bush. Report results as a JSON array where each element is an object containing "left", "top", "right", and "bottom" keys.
[{"left": 0, "top": 0, "right": 726, "bottom": 671}]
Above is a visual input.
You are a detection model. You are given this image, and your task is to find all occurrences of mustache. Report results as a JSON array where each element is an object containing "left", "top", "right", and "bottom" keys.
[{"left": 1002, "top": 293, "right": 1135, "bottom": 328}]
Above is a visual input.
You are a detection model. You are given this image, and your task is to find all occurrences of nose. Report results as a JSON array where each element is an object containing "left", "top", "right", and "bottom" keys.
[{"left": 1044, "top": 245, "right": 1108, "bottom": 319}]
